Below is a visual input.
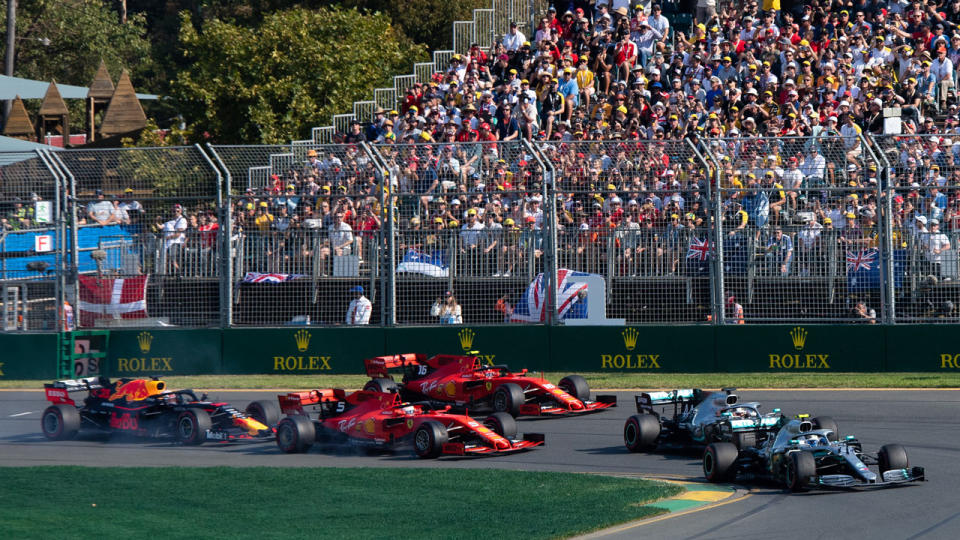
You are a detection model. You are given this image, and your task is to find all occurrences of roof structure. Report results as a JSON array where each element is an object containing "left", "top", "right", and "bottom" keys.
[
  {"left": 99, "top": 70, "right": 147, "bottom": 137},
  {"left": 87, "top": 60, "right": 115, "bottom": 100},
  {"left": 0, "top": 74, "right": 157, "bottom": 100},
  {"left": 3, "top": 96, "right": 34, "bottom": 137},
  {"left": 38, "top": 81, "right": 69, "bottom": 116}
]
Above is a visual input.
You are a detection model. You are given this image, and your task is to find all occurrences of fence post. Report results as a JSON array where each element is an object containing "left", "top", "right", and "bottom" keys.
[
  {"left": 526, "top": 139, "right": 556, "bottom": 325},
  {"left": 364, "top": 142, "right": 393, "bottom": 326},
  {"left": 195, "top": 144, "right": 228, "bottom": 327},
  {"left": 869, "top": 134, "right": 896, "bottom": 323},
  {"left": 37, "top": 150, "right": 64, "bottom": 329},
  {"left": 699, "top": 140, "right": 724, "bottom": 324},
  {"left": 48, "top": 152, "right": 80, "bottom": 315},
  {"left": 204, "top": 144, "right": 233, "bottom": 327}
]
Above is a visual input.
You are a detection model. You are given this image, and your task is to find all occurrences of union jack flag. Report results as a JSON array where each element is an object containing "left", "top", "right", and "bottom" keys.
[
  {"left": 510, "top": 269, "right": 592, "bottom": 323},
  {"left": 845, "top": 250, "right": 876, "bottom": 272},
  {"left": 242, "top": 272, "right": 303, "bottom": 283},
  {"left": 686, "top": 236, "right": 712, "bottom": 261}
]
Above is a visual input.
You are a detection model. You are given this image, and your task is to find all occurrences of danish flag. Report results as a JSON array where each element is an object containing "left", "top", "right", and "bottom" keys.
[{"left": 77, "top": 275, "right": 148, "bottom": 327}]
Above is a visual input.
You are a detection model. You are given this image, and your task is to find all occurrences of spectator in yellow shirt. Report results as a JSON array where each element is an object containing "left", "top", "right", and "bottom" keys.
[{"left": 576, "top": 59, "right": 595, "bottom": 110}]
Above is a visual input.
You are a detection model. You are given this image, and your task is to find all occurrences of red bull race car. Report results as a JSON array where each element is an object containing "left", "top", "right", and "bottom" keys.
[
  {"left": 363, "top": 353, "right": 616, "bottom": 417},
  {"left": 41, "top": 376, "right": 279, "bottom": 445},
  {"left": 274, "top": 388, "right": 545, "bottom": 458}
]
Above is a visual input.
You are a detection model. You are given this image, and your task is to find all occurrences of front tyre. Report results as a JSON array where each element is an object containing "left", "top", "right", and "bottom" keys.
[
  {"left": 558, "top": 375, "right": 590, "bottom": 401},
  {"left": 812, "top": 416, "right": 840, "bottom": 441},
  {"left": 483, "top": 412, "right": 517, "bottom": 439},
  {"left": 414, "top": 421, "right": 449, "bottom": 459},
  {"left": 41, "top": 404, "right": 80, "bottom": 441},
  {"left": 786, "top": 451, "right": 816, "bottom": 491},
  {"left": 176, "top": 409, "right": 212, "bottom": 445},
  {"left": 245, "top": 400, "right": 280, "bottom": 426},
  {"left": 276, "top": 416, "right": 316, "bottom": 453},
  {"left": 703, "top": 442, "right": 739, "bottom": 482},
  {"left": 623, "top": 414, "right": 660, "bottom": 452},
  {"left": 878, "top": 444, "right": 909, "bottom": 473},
  {"left": 492, "top": 383, "right": 525, "bottom": 417}
]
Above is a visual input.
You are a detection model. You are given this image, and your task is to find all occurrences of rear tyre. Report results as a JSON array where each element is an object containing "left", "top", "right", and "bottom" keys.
[
  {"left": 878, "top": 444, "right": 909, "bottom": 473},
  {"left": 176, "top": 409, "right": 212, "bottom": 445},
  {"left": 732, "top": 431, "right": 757, "bottom": 450},
  {"left": 245, "top": 400, "right": 280, "bottom": 427},
  {"left": 41, "top": 404, "right": 80, "bottom": 441},
  {"left": 812, "top": 416, "right": 839, "bottom": 441},
  {"left": 363, "top": 378, "right": 399, "bottom": 393},
  {"left": 492, "top": 383, "right": 525, "bottom": 417},
  {"left": 786, "top": 451, "right": 816, "bottom": 491},
  {"left": 483, "top": 412, "right": 517, "bottom": 439},
  {"left": 558, "top": 375, "right": 590, "bottom": 401},
  {"left": 623, "top": 414, "right": 660, "bottom": 452},
  {"left": 276, "top": 416, "right": 315, "bottom": 453},
  {"left": 703, "top": 442, "right": 739, "bottom": 482},
  {"left": 413, "top": 421, "right": 449, "bottom": 459}
]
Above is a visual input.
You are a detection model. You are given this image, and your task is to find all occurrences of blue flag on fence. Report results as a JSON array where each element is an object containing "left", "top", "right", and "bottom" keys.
[{"left": 396, "top": 249, "right": 449, "bottom": 277}]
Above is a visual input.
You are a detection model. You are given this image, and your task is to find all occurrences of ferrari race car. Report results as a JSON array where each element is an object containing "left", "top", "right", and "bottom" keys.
[
  {"left": 41, "top": 376, "right": 279, "bottom": 445},
  {"left": 624, "top": 388, "right": 786, "bottom": 452},
  {"left": 703, "top": 416, "right": 925, "bottom": 491},
  {"left": 274, "top": 388, "right": 544, "bottom": 458},
  {"left": 363, "top": 353, "right": 616, "bottom": 417}
]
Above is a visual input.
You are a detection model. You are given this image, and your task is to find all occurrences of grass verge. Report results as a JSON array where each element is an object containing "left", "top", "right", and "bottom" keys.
[
  {"left": 3, "top": 372, "right": 960, "bottom": 391},
  {"left": 0, "top": 467, "right": 681, "bottom": 539}
]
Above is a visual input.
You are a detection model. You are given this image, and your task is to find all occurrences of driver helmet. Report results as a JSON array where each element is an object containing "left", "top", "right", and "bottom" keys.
[{"left": 401, "top": 406, "right": 416, "bottom": 415}]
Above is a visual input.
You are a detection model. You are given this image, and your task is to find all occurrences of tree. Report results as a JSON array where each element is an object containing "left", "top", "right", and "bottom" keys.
[{"left": 172, "top": 7, "right": 426, "bottom": 144}]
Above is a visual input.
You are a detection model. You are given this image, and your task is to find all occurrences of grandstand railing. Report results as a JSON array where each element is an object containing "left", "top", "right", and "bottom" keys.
[{"left": 6, "top": 134, "right": 960, "bottom": 330}]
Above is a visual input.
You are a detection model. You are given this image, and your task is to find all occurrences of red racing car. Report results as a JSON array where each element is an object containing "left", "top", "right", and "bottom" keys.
[
  {"left": 274, "top": 388, "right": 544, "bottom": 458},
  {"left": 362, "top": 353, "right": 616, "bottom": 417},
  {"left": 41, "top": 376, "right": 278, "bottom": 445}
]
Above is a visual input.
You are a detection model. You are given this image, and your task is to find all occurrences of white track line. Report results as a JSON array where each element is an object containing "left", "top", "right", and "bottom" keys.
[{"left": 9, "top": 412, "right": 32, "bottom": 417}]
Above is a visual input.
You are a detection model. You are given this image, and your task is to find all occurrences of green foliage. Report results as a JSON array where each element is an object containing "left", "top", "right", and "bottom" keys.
[
  {"left": 343, "top": 0, "right": 488, "bottom": 52},
  {"left": 172, "top": 6, "right": 426, "bottom": 144},
  {"left": 0, "top": 0, "right": 156, "bottom": 92}
]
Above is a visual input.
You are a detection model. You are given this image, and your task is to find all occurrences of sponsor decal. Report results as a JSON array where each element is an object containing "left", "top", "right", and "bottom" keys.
[
  {"left": 271, "top": 330, "right": 333, "bottom": 371},
  {"left": 294, "top": 329, "right": 311, "bottom": 352},
  {"left": 338, "top": 418, "right": 357, "bottom": 432},
  {"left": 600, "top": 328, "right": 662, "bottom": 369},
  {"left": 458, "top": 328, "right": 476, "bottom": 351},
  {"left": 117, "top": 357, "right": 173, "bottom": 372},
  {"left": 768, "top": 327, "right": 830, "bottom": 369},
  {"left": 109, "top": 412, "right": 139, "bottom": 430},
  {"left": 940, "top": 354, "right": 960, "bottom": 368},
  {"left": 205, "top": 430, "right": 228, "bottom": 440},
  {"left": 364, "top": 418, "right": 376, "bottom": 434},
  {"left": 444, "top": 381, "right": 457, "bottom": 397},
  {"left": 406, "top": 419, "right": 414, "bottom": 429},
  {"left": 137, "top": 331, "right": 153, "bottom": 353},
  {"left": 485, "top": 381, "right": 492, "bottom": 391},
  {"left": 0, "top": 362, "right": 5, "bottom": 376}
]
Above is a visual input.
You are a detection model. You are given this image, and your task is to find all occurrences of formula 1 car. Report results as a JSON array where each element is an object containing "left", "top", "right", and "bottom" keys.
[
  {"left": 274, "top": 388, "right": 545, "bottom": 458},
  {"left": 363, "top": 353, "right": 616, "bottom": 417},
  {"left": 703, "top": 416, "right": 925, "bottom": 491},
  {"left": 623, "top": 388, "right": 789, "bottom": 452},
  {"left": 41, "top": 376, "right": 279, "bottom": 445}
]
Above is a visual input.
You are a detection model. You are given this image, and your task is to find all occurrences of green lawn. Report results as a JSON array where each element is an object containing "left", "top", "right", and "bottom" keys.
[
  {"left": 0, "top": 467, "right": 682, "bottom": 539},
  {"left": 4, "top": 372, "right": 959, "bottom": 391}
]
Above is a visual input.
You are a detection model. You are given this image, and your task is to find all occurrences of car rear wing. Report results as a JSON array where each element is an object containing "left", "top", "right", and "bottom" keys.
[
  {"left": 278, "top": 388, "right": 347, "bottom": 416},
  {"left": 44, "top": 376, "right": 110, "bottom": 404},
  {"left": 364, "top": 353, "right": 428, "bottom": 378},
  {"left": 635, "top": 389, "right": 701, "bottom": 413}
]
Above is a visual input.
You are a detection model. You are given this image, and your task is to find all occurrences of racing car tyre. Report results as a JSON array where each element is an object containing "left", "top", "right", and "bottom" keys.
[
  {"left": 176, "top": 409, "right": 212, "bottom": 445},
  {"left": 624, "top": 414, "right": 660, "bottom": 452},
  {"left": 703, "top": 442, "right": 738, "bottom": 482},
  {"left": 276, "top": 416, "right": 315, "bottom": 453},
  {"left": 732, "top": 431, "right": 757, "bottom": 450},
  {"left": 812, "top": 416, "right": 840, "bottom": 441},
  {"left": 245, "top": 400, "right": 280, "bottom": 427},
  {"left": 786, "top": 451, "right": 816, "bottom": 491},
  {"left": 484, "top": 412, "right": 517, "bottom": 439},
  {"left": 558, "top": 375, "right": 590, "bottom": 401},
  {"left": 492, "top": 383, "right": 525, "bottom": 417},
  {"left": 878, "top": 444, "right": 909, "bottom": 473},
  {"left": 41, "top": 404, "right": 80, "bottom": 441},
  {"left": 364, "top": 378, "right": 399, "bottom": 394},
  {"left": 414, "top": 421, "right": 449, "bottom": 459}
]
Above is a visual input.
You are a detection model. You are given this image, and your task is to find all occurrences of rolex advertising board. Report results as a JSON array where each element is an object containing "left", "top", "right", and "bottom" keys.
[
  {"left": 221, "top": 327, "right": 385, "bottom": 374},
  {"left": 715, "top": 325, "right": 886, "bottom": 372},
  {"left": 549, "top": 325, "right": 716, "bottom": 372},
  {"left": 0, "top": 333, "right": 58, "bottom": 379},
  {"left": 106, "top": 330, "right": 221, "bottom": 376},
  {"left": 383, "top": 326, "right": 550, "bottom": 371}
]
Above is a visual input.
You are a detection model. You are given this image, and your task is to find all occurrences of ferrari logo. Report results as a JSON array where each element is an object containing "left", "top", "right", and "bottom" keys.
[
  {"left": 406, "top": 419, "right": 413, "bottom": 429},
  {"left": 485, "top": 381, "right": 492, "bottom": 391}
]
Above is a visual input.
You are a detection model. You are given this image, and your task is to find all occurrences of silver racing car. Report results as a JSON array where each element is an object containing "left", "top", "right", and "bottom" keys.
[{"left": 703, "top": 416, "right": 925, "bottom": 491}]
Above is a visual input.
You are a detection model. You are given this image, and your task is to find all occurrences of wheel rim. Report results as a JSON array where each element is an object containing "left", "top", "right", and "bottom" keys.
[
  {"left": 278, "top": 424, "right": 294, "bottom": 448},
  {"left": 493, "top": 391, "right": 507, "bottom": 412},
  {"left": 785, "top": 462, "right": 795, "bottom": 487},
  {"left": 178, "top": 416, "right": 195, "bottom": 439},
  {"left": 705, "top": 451, "right": 715, "bottom": 476},
  {"left": 625, "top": 422, "right": 638, "bottom": 446},
  {"left": 43, "top": 411, "right": 60, "bottom": 435},
  {"left": 414, "top": 429, "right": 430, "bottom": 452}
]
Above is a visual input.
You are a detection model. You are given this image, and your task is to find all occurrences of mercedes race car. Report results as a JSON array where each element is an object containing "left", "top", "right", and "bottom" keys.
[
  {"left": 363, "top": 353, "right": 616, "bottom": 417},
  {"left": 703, "top": 416, "right": 925, "bottom": 491},
  {"left": 274, "top": 388, "right": 544, "bottom": 458},
  {"left": 41, "top": 376, "right": 279, "bottom": 445},
  {"left": 624, "top": 388, "right": 785, "bottom": 453}
]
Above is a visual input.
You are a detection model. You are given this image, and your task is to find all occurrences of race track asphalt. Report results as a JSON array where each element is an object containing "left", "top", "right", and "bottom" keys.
[{"left": 2, "top": 389, "right": 958, "bottom": 539}]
